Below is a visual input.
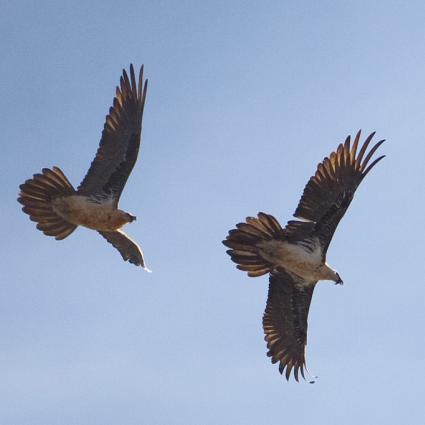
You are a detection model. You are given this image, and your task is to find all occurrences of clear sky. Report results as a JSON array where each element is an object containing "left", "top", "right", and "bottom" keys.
[{"left": 1, "top": 1, "right": 424, "bottom": 424}]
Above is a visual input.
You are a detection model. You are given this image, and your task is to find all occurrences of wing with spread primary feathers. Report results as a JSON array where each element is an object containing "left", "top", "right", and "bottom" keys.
[
  {"left": 292, "top": 130, "right": 385, "bottom": 255},
  {"left": 263, "top": 270, "right": 316, "bottom": 381},
  {"left": 78, "top": 64, "right": 148, "bottom": 204},
  {"left": 98, "top": 229, "right": 150, "bottom": 270}
]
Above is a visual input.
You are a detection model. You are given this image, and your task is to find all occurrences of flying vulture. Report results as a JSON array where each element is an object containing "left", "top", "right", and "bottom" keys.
[
  {"left": 18, "top": 64, "right": 150, "bottom": 270},
  {"left": 223, "top": 131, "right": 385, "bottom": 381}
]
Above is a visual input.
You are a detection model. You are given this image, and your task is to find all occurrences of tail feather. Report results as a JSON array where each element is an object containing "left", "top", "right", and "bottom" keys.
[
  {"left": 18, "top": 166, "right": 78, "bottom": 240},
  {"left": 223, "top": 212, "right": 284, "bottom": 277},
  {"left": 244, "top": 267, "right": 273, "bottom": 277},
  {"left": 257, "top": 212, "right": 283, "bottom": 234}
]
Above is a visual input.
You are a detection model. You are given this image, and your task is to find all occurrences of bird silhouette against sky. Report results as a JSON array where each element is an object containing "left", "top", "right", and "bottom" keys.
[
  {"left": 18, "top": 64, "right": 150, "bottom": 270},
  {"left": 223, "top": 131, "right": 385, "bottom": 381}
]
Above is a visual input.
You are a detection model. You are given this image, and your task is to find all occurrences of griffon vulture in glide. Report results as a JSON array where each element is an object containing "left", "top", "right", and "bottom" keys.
[
  {"left": 18, "top": 64, "right": 150, "bottom": 270},
  {"left": 223, "top": 131, "right": 385, "bottom": 381}
]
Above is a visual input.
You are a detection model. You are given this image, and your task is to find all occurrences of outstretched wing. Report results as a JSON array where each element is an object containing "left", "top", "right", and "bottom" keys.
[
  {"left": 98, "top": 229, "right": 150, "bottom": 270},
  {"left": 292, "top": 130, "right": 385, "bottom": 254},
  {"left": 263, "top": 270, "right": 316, "bottom": 381},
  {"left": 78, "top": 64, "right": 148, "bottom": 204}
]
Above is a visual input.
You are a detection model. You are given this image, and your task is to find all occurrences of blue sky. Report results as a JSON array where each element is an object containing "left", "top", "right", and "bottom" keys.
[{"left": 2, "top": 1, "right": 425, "bottom": 424}]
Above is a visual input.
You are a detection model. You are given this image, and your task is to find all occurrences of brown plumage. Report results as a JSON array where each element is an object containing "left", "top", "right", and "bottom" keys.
[
  {"left": 18, "top": 64, "right": 150, "bottom": 269},
  {"left": 263, "top": 271, "right": 315, "bottom": 381},
  {"left": 223, "top": 131, "right": 385, "bottom": 381},
  {"left": 223, "top": 213, "right": 283, "bottom": 277},
  {"left": 18, "top": 167, "right": 77, "bottom": 240},
  {"left": 293, "top": 131, "right": 385, "bottom": 255}
]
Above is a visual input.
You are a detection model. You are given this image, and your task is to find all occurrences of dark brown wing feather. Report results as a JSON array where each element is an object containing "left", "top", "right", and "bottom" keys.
[
  {"left": 293, "top": 130, "right": 385, "bottom": 254},
  {"left": 78, "top": 65, "right": 148, "bottom": 204},
  {"left": 263, "top": 270, "right": 316, "bottom": 381},
  {"left": 98, "top": 229, "right": 149, "bottom": 270}
]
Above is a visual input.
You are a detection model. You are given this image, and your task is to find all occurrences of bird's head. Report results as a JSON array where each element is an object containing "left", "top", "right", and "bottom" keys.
[
  {"left": 335, "top": 272, "right": 344, "bottom": 285},
  {"left": 126, "top": 213, "right": 137, "bottom": 223}
]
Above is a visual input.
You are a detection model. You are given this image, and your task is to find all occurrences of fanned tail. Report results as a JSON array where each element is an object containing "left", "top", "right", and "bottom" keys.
[
  {"left": 223, "top": 212, "right": 284, "bottom": 277},
  {"left": 18, "top": 167, "right": 77, "bottom": 240}
]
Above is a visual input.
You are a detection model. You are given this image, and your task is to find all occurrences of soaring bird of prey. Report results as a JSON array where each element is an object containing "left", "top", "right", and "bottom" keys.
[
  {"left": 223, "top": 131, "right": 385, "bottom": 381},
  {"left": 18, "top": 64, "right": 150, "bottom": 270}
]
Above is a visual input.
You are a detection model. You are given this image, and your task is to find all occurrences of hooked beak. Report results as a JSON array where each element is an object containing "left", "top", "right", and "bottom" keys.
[
  {"left": 129, "top": 215, "right": 137, "bottom": 222},
  {"left": 335, "top": 274, "right": 344, "bottom": 285}
]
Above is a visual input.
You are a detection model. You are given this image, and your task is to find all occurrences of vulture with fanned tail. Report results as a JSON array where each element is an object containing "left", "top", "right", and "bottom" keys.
[
  {"left": 223, "top": 131, "right": 385, "bottom": 381},
  {"left": 18, "top": 64, "right": 150, "bottom": 270}
]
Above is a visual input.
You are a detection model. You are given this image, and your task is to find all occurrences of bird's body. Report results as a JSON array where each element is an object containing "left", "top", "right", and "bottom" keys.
[
  {"left": 223, "top": 131, "right": 385, "bottom": 381},
  {"left": 51, "top": 195, "right": 133, "bottom": 231},
  {"left": 18, "top": 64, "right": 150, "bottom": 269},
  {"left": 257, "top": 238, "right": 337, "bottom": 284}
]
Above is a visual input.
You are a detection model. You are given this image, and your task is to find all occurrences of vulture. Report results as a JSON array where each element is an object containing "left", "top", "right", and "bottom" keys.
[
  {"left": 223, "top": 131, "right": 385, "bottom": 381},
  {"left": 18, "top": 64, "right": 150, "bottom": 270}
]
